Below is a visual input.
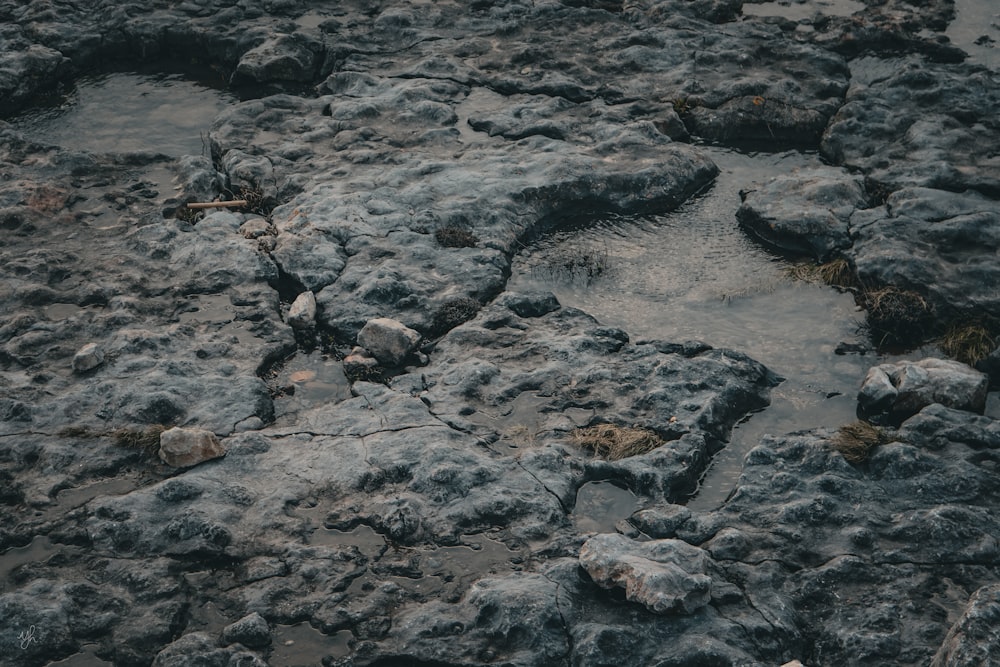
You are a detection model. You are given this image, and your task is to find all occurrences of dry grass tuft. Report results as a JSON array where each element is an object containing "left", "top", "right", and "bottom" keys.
[
  {"left": 570, "top": 424, "right": 664, "bottom": 461},
  {"left": 938, "top": 322, "right": 996, "bottom": 367},
  {"left": 113, "top": 425, "right": 167, "bottom": 456},
  {"left": 784, "top": 258, "right": 855, "bottom": 288},
  {"left": 860, "top": 286, "right": 932, "bottom": 347},
  {"left": 830, "top": 421, "right": 891, "bottom": 463},
  {"left": 435, "top": 226, "right": 479, "bottom": 248}
]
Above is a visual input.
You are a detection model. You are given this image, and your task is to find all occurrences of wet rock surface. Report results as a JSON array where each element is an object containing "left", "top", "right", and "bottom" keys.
[{"left": 2, "top": 1, "right": 1000, "bottom": 666}]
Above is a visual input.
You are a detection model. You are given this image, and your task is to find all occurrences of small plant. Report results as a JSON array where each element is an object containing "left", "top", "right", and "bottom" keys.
[
  {"left": 539, "top": 244, "right": 610, "bottom": 283},
  {"left": 672, "top": 97, "right": 691, "bottom": 115},
  {"left": 435, "top": 226, "right": 479, "bottom": 248},
  {"left": 938, "top": 322, "right": 996, "bottom": 366},
  {"left": 830, "top": 420, "right": 891, "bottom": 463},
  {"left": 570, "top": 424, "right": 664, "bottom": 461},
  {"left": 113, "top": 425, "right": 167, "bottom": 456},
  {"left": 430, "top": 297, "right": 481, "bottom": 336},
  {"left": 239, "top": 184, "right": 268, "bottom": 216},
  {"left": 860, "top": 285, "right": 933, "bottom": 348},
  {"left": 175, "top": 205, "right": 203, "bottom": 224}
]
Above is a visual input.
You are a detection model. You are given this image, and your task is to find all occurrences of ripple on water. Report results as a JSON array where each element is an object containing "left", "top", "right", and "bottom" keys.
[
  {"left": 510, "top": 147, "right": 910, "bottom": 509},
  {"left": 9, "top": 69, "right": 236, "bottom": 156}
]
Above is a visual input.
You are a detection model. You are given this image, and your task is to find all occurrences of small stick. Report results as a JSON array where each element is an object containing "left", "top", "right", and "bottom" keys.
[{"left": 186, "top": 200, "right": 250, "bottom": 210}]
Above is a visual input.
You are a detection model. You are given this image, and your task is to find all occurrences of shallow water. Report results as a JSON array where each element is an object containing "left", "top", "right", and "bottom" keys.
[
  {"left": 742, "top": 0, "right": 865, "bottom": 20},
  {"left": 948, "top": 0, "right": 1000, "bottom": 70},
  {"left": 9, "top": 70, "right": 235, "bottom": 156},
  {"left": 510, "top": 147, "right": 906, "bottom": 509}
]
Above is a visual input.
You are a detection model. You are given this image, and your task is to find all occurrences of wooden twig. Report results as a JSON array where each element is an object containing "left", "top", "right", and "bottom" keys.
[{"left": 186, "top": 200, "right": 249, "bottom": 210}]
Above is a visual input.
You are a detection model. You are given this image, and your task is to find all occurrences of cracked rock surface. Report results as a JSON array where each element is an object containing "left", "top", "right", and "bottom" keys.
[{"left": 2, "top": 0, "right": 1000, "bottom": 666}]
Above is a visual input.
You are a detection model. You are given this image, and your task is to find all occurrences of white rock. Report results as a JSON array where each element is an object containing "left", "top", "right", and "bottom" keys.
[
  {"left": 286, "top": 291, "right": 317, "bottom": 329},
  {"left": 72, "top": 342, "right": 104, "bottom": 373},
  {"left": 357, "top": 317, "right": 421, "bottom": 366},
  {"left": 579, "top": 533, "right": 712, "bottom": 615},
  {"left": 158, "top": 427, "right": 226, "bottom": 468}
]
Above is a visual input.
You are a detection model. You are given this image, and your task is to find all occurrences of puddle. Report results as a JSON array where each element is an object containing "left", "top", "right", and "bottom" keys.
[
  {"left": 0, "top": 536, "right": 60, "bottom": 590},
  {"left": 9, "top": 70, "right": 236, "bottom": 156},
  {"left": 510, "top": 147, "right": 914, "bottom": 509},
  {"left": 177, "top": 294, "right": 262, "bottom": 346},
  {"left": 572, "top": 481, "right": 643, "bottom": 534},
  {"left": 52, "top": 477, "right": 140, "bottom": 513},
  {"left": 311, "top": 524, "right": 385, "bottom": 551},
  {"left": 272, "top": 352, "right": 353, "bottom": 420},
  {"left": 271, "top": 624, "right": 353, "bottom": 666},
  {"left": 465, "top": 390, "right": 549, "bottom": 451},
  {"left": 742, "top": 0, "right": 865, "bottom": 20},
  {"left": 947, "top": 0, "right": 1000, "bottom": 70}
]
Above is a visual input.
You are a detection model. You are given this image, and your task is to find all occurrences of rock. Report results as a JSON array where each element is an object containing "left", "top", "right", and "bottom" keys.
[
  {"left": 286, "top": 291, "right": 316, "bottom": 329},
  {"left": 357, "top": 317, "right": 422, "bottom": 366},
  {"left": 823, "top": 58, "right": 1000, "bottom": 194},
  {"left": 72, "top": 342, "right": 104, "bottom": 373},
  {"left": 737, "top": 168, "right": 867, "bottom": 262},
  {"left": 239, "top": 217, "right": 271, "bottom": 239},
  {"left": 859, "top": 358, "right": 989, "bottom": 421},
  {"left": 158, "top": 427, "right": 226, "bottom": 468},
  {"left": 343, "top": 346, "right": 379, "bottom": 379},
  {"left": 221, "top": 612, "right": 271, "bottom": 649},
  {"left": 848, "top": 187, "right": 1000, "bottom": 322},
  {"left": 932, "top": 585, "right": 1000, "bottom": 667},
  {"left": 579, "top": 533, "right": 713, "bottom": 614},
  {"left": 234, "top": 34, "right": 323, "bottom": 84}
]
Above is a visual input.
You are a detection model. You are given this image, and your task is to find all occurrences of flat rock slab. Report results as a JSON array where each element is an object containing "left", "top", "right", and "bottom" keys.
[{"left": 737, "top": 167, "right": 867, "bottom": 262}]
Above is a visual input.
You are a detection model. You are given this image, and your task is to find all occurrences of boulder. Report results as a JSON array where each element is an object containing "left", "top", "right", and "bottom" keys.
[
  {"left": 357, "top": 318, "right": 421, "bottom": 366},
  {"left": 72, "top": 342, "right": 104, "bottom": 373},
  {"left": 286, "top": 291, "right": 316, "bottom": 329},
  {"left": 579, "top": 533, "right": 712, "bottom": 614},
  {"left": 859, "top": 358, "right": 989, "bottom": 420},
  {"left": 221, "top": 612, "right": 271, "bottom": 649},
  {"left": 158, "top": 427, "right": 226, "bottom": 468},
  {"left": 932, "top": 585, "right": 1000, "bottom": 667}
]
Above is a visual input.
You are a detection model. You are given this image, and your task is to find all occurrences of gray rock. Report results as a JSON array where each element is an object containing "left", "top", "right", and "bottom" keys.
[
  {"left": 737, "top": 168, "right": 866, "bottom": 262},
  {"left": 286, "top": 291, "right": 316, "bottom": 329},
  {"left": 859, "top": 358, "right": 989, "bottom": 420},
  {"left": 234, "top": 34, "right": 323, "bottom": 84},
  {"left": 849, "top": 187, "right": 1000, "bottom": 321},
  {"left": 72, "top": 342, "right": 104, "bottom": 373},
  {"left": 357, "top": 317, "right": 421, "bottom": 367},
  {"left": 159, "top": 427, "right": 226, "bottom": 468},
  {"left": 221, "top": 612, "right": 271, "bottom": 649},
  {"left": 932, "top": 585, "right": 1000, "bottom": 667},
  {"left": 579, "top": 533, "right": 713, "bottom": 614}
]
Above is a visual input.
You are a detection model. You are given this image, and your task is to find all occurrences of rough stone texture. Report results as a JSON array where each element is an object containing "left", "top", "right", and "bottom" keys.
[
  {"left": 1, "top": 0, "right": 999, "bottom": 666},
  {"left": 823, "top": 58, "right": 1000, "bottom": 196},
  {"left": 221, "top": 612, "right": 271, "bottom": 649},
  {"left": 932, "top": 584, "right": 1000, "bottom": 667},
  {"left": 737, "top": 167, "right": 867, "bottom": 262},
  {"left": 579, "top": 533, "right": 713, "bottom": 614},
  {"left": 158, "top": 427, "right": 227, "bottom": 468},
  {"left": 356, "top": 317, "right": 421, "bottom": 367},
  {"left": 286, "top": 290, "right": 316, "bottom": 329},
  {"left": 859, "top": 358, "right": 989, "bottom": 421},
  {"left": 848, "top": 187, "right": 1000, "bottom": 321},
  {"left": 72, "top": 342, "right": 104, "bottom": 373}
]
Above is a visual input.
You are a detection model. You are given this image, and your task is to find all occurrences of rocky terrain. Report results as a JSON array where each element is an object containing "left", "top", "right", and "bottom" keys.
[{"left": 1, "top": 0, "right": 999, "bottom": 665}]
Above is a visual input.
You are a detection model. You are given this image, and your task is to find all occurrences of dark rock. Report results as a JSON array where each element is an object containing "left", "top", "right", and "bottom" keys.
[{"left": 932, "top": 585, "right": 1000, "bottom": 667}]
